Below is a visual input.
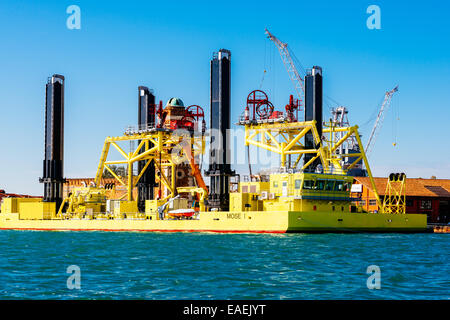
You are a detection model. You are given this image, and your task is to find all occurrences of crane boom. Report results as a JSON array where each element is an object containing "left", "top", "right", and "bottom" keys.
[
  {"left": 265, "top": 28, "right": 304, "bottom": 105},
  {"left": 365, "top": 85, "right": 399, "bottom": 157},
  {"left": 181, "top": 143, "right": 208, "bottom": 195}
]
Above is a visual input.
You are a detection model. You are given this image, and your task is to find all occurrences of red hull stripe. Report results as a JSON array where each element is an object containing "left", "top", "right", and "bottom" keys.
[{"left": 0, "top": 227, "right": 286, "bottom": 234}]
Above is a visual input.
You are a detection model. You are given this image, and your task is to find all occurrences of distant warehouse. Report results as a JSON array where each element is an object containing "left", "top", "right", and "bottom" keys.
[{"left": 351, "top": 177, "right": 450, "bottom": 224}]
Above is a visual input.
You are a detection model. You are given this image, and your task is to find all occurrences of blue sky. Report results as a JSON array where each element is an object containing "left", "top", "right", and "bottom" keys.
[{"left": 0, "top": 0, "right": 449, "bottom": 195}]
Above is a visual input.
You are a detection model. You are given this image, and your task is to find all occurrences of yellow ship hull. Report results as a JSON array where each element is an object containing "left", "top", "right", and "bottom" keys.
[{"left": 0, "top": 211, "right": 427, "bottom": 233}]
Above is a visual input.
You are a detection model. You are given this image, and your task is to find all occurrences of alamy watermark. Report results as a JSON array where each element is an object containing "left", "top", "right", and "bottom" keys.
[
  {"left": 66, "top": 265, "right": 81, "bottom": 289},
  {"left": 66, "top": 5, "right": 81, "bottom": 30},
  {"left": 366, "top": 5, "right": 381, "bottom": 30},
  {"left": 366, "top": 265, "right": 381, "bottom": 289}
]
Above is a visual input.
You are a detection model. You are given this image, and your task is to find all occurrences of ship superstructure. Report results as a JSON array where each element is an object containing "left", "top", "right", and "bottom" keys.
[{"left": 0, "top": 43, "right": 427, "bottom": 233}]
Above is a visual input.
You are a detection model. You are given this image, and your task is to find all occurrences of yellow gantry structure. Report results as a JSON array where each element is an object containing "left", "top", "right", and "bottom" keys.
[
  {"left": 94, "top": 128, "right": 205, "bottom": 201},
  {"left": 241, "top": 119, "right": 383, "bottom": 210},
  {"left": 383, "top": 173, "right": 407, "bottom": 214},
  {"left": 243, "top": 120, "right": 326, "bottom": 170}
]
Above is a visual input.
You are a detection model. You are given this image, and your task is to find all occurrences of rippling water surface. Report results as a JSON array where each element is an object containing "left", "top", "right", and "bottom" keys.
[{"left": 0, "top": 230, "right": 448, "bottom": 299}]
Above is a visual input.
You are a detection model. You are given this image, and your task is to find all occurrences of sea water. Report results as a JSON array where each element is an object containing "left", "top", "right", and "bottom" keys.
[{"left": 0, "top": 230, "right": 448, "bottom": 299}]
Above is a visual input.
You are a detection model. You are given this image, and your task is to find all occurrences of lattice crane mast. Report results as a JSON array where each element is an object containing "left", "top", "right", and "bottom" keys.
[
  {"left": 265, "top": 28, "right": 304, "bottom": 109},
  {"left": 365, "top": 85, "right": 399, "bottom": 157}
]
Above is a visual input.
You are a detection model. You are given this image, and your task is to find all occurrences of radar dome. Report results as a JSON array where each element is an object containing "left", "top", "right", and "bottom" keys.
[{"left": 166, "top": 97, "right": 184, "bottom": 107}]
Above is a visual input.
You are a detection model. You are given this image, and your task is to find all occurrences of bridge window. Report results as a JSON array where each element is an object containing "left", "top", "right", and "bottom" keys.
[
  {"left": 303, "top": 180, "right": 314, "bottom": 190},
  {"left": 325, "top": 180, "right": 334, "bottom": 191},
  {"left": 295, "top": 179, "right": 302, "bottom": 189},
  {"left": 334, "top": 181, "right": 343, "bottom": 191},
  {"left": 316, "top": 180, "right": 325, "bottom": 190},
  {"left": 343, "top": 182, "right": 352, "bottom": 192}
]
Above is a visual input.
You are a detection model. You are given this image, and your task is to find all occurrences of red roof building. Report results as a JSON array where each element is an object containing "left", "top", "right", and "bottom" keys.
[{"left": 351, "top": 177, "right": 450, "bottom": 223}]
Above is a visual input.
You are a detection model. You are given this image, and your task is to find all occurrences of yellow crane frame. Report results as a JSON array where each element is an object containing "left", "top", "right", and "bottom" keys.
[
  {"left": 382, "top": 173, "right": 406, "bottom": 214},
  {"left": 242, "top": 120, "right": 382, "bottom": 209},
  {"left": 244, "top": 120, "right": 327, "bottom": 170},
  {"left": 94, "top": 129, "right": 205, "bottom": 201}
]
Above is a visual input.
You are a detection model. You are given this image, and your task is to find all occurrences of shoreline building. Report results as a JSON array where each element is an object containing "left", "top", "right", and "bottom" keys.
[{"left": 351, "top": 177, "right": 450, "bottom": 223}]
